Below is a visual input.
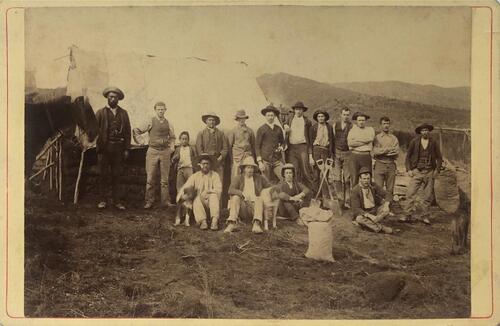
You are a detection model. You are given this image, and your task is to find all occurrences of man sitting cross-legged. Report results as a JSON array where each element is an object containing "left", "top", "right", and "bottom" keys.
[
  {"left": 350, "top": 167, "right": 393, "bottom": 234},
  {"left": 224, "top": 157, "right": 274, "bottom": 234},
  {"left": 177, "top": 153, "right": 222, "bottom": 231}
]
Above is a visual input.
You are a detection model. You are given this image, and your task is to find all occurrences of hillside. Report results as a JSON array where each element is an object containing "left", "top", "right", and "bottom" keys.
[
  {"left": 256, "top": 73, "right": 470, "bottom": 132},
  {"left": 333, "top": 81, "right": 470, "bottom": 110}
]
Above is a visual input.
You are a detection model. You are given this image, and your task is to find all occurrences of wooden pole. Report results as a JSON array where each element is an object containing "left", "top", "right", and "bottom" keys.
[
  {"left": 55, "top": 141, "right": 59, "bottom": 193},
  {"left": 58, "top": 139, "right": 63, "bottom": 201},
  {"left": 29, "top": 162, "right": 56, "bottom": 181},
  {"left": 73, "top": 149, "right": 85, "bottom": 204},
  {"left": 36, "top": 132, "right": 63, "bottom": 162},
  {"left": 42, "top": 149, "right": 50, "bottom": 180},
  {"left": 49, "top": 145, "right": 54, "bottom": 190}
]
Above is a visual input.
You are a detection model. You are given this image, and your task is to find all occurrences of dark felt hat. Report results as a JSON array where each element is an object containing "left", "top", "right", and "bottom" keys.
[
  {"left": 313, "top": 109, "right": 330, "bottom": 122},
  {"left": 261, "top": 105, "right": 280, "bottom": 116},
  {"left": 102, "top": 87, "right": 124, "bottom": 100},
  {"left": 352, "top": 112, "right": 370, "bottom": 120},
  {"left": 292, "top": 101, "right": 308, "bottom": 112},
  {"left": 197, "top": 153, "right": 214, "bottom": 165},
  {"left": 358, "top": 166, "right": 372, "bottom": 177},
  {"left": 415, "top": 123, "right": 434, "bottom": 134}
]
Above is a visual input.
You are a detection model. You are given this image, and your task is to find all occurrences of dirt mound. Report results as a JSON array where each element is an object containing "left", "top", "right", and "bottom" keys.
[{"left": 363, "top": 272, "right": 428, "bottom": 305}]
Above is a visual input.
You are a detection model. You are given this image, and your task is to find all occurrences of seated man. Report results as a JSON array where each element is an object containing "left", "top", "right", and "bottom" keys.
[
  {"left": 177, "top": 153, "right": 222, "bottom": 231},
  {"left": 274, "top": 163, "right": 311, "bottom": 221},
  {"left": 224, "top": 157, "right": 273, "bottom": 234},
  {"left": 351, "top": 167, "right": 393, "bottom": 234}
]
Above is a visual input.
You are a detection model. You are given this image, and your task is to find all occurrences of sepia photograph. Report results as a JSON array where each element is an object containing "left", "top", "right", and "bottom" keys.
[{"left": 20, "top": 5, "right": 474, "bottom": 319}]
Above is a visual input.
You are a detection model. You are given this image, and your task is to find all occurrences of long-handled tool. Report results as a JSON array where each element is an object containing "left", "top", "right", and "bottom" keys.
[
  {"left": 311, "top": 159, "right": 329, "bottom": 207},
  {"left": 317, "top": 158, "right": 342, "bottom": 216}
]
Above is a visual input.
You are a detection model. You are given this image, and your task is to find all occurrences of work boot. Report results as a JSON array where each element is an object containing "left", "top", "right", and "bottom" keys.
[
  {"left": 200, "top": 220, "right": 208, "bottom": 230},
  {"left": 97, "top": 201, "right": 107, "bottom": 209},
  {"left": 399, "top": 215, "right": 412, "bottom": 223},
  {"left": 115, "top": 203, "right": 126, "bottom": 210},
  {"left": 381, "top": 226, "right": 393, "bottom": 234},
  {"left": 252, "top": 220, "right": 263, "bottom": 234},
  {"left": 224, "top": 221, "right": 237, "bottom": 233},
  {"left": 210, "top": 218, "right": 219, "bottom": 231},
  {"left": 420, "top": 215, "right": 431, "bottom": 225}
]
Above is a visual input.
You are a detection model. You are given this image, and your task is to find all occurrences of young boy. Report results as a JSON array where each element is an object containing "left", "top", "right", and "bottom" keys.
[{"left": 172, "top": 131, "right": 197, "bottom": 226}]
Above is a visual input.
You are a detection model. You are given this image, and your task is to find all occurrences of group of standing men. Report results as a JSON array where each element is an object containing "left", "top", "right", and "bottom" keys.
[{"left": 94, "top": 86, "right": 443, "bottom": 235}]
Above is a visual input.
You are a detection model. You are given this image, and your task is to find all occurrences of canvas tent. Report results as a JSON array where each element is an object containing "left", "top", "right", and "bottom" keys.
[{"left": 66, "top": 45, "right": 269, "bottom": 146}]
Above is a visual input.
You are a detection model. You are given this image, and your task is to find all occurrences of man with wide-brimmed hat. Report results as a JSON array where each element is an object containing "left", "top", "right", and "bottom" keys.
[
  {"left": 351, "top": 167, "right": 393, "bottom": 234},
  {"left": 227, "top": 109, "right": 256, "bottom": 180},
  {"left": 372, "top": 116, "right": 400, "bottom": 204},
  {"left": 283, "top": 101, "right": 315, "bottom": 191},
  {"left": 196, "top": 112, "right": 229, "bottom": 188},
  {"left": 256, "top": 105, "right": 285, "bottom": 183},
  {"left": 133, "top": 101, "right": 176, "bottom": 209},
  {"left": 224, "top": 156, "right": 274, "bottom": 234},
  {"left": 177, "top": 153, "right": 222, "bottom": 230},
  {"left": 347, "top": 111, "right": 375, "bottom": 186},
  {"left": 273, "top": 163, "right": 311, "bottom": 221},
  {"left": 308, "top": 109, "right": 335, "bottom": 198},
  {"left": 400, "top": 123, "right": 442, "bottom": 225},
  {"left": 332, "top": 106, "right": 354, "bottom": 208},
  {"left": 95, "top": 86, "right": 131, "bottom": 210}
]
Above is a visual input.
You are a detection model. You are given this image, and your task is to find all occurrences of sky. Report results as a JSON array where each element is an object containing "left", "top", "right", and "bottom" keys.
[{"left": 25, "top": 6, "right": 471, "bottom": 88}]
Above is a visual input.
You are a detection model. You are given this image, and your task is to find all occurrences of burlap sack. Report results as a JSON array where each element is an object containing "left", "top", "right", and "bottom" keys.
[
  {"left": 299, "top": 206, "right": 333, "bottom": 224},
  {"left": 305, "top": 221, "right": 335, "bottom": 262},
  {"left": 434, "top": 168, "right": 460, "bottom": 214}
]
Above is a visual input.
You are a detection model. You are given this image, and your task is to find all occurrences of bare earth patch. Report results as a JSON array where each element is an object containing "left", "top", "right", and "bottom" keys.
[{"left": 24, "top": 194, "right": 470, "bottom": 319}]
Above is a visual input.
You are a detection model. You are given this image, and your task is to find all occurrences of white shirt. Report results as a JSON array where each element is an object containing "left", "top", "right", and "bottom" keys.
[
  {"left": 266, "top": 122, "right": 276, "bottom": 129},
  {"left": 361, "top": 187, "right": 376, "bottom": 210},
  {"left": 420, "top": 138, "right": 429, "bottom": 150},
  {"left": 242, "top": 176, "right": 256, "bottom": 202},
  {"left": 178, "top": 145, "right": 192, "bottom": 168},
  {"left": 289, "top": 116, "right": 306, "bottom": 144},
  {"left": 347, "top": 125, "right": 375, "bottom": 152},
  {"left": 107, "top": 106, "right": 118, "bottom": 116}
]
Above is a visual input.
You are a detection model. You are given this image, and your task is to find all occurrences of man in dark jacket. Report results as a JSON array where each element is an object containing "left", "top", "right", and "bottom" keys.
[
  {"left": 309, "top": 109, "right": 335, "bottom": 197},
  {"left": 351, "top": 167, "right": 392, "bottom": 234},
  {"left": 224, "top": 157, "right": 273, "bottom": 234},
  {"left": 256, "top": 105, "right": 285, "bottom": 183},
  {"left": 400, "top": 123, "right": 442, "bottom": 225},
  {"left": 95, "top": 87, "right": 131, "bottom": 210},
  {"left": 283, "top": 101, "right": 315, "bottom": 190},
  {"left": 195, "top": 112, "right": 229, "bottom": 188}
]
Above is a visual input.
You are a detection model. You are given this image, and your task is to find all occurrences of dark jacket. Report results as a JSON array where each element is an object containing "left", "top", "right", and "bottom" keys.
[
  {"left": 405, "top": 135, "right": 442, "bottom": 172},
  {"left": 351, "top": 183, "right": 387, "bottom": 218},
  {"left": 228, "top": 173, "right": 271, "bottom": 198},
  {"left": 171, "top": 145, "right": 197, "bottom": 167},
  {"left": 95, "top": 106, "right": 131, "bottom": 152},
  {"left": 308, "top": 122, "right": 335, "bottom": 156},
  {"left": 195, "top": 128, "right": 229, "bottom": 159},
  {"left": 284, "top": 114, "right": 312, "bottom": 148},
  {"left": 274, "top": 180, "right": 310, "bottom": 201},
  {"left": 255, "top": 124, "right": 285, "bottom": 163}
]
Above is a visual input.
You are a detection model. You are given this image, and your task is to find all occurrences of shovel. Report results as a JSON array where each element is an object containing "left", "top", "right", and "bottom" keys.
[
  {"left": 311, "top": 159, "right": 328, "bottom": 207},
  {"left": 319, "top": 158, "right": 343, "bottom": 217}
]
